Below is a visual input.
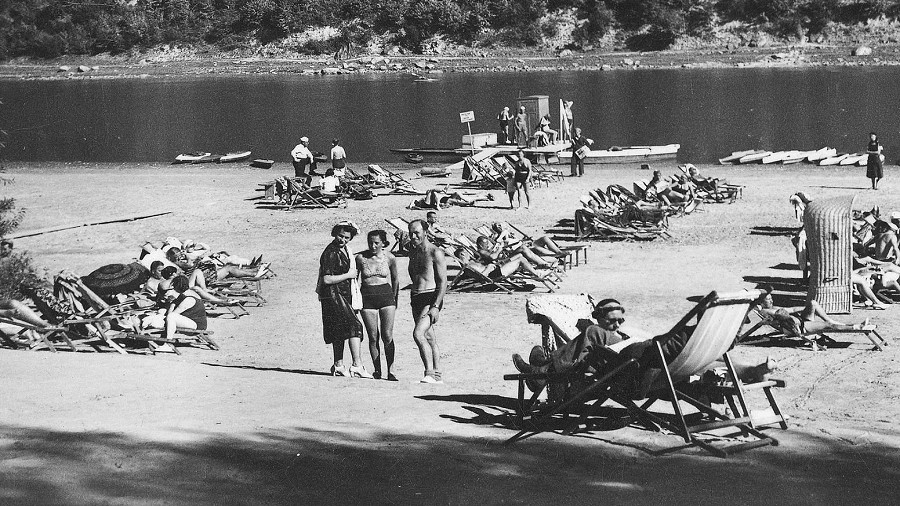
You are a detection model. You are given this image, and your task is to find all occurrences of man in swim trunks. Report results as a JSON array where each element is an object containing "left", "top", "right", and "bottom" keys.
[{"left": 408, "top": 219, "right": 447, "bottom": 384}]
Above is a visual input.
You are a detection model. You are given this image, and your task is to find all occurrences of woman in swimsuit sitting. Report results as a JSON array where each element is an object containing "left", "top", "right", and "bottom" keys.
[{"left": 355, "top": 230, "right": 399, "bottom": 381}]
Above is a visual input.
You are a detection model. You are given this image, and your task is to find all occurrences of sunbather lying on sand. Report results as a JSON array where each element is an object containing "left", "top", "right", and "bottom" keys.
[
  {"left": 409, "top": 189, "right": 494, "bottom": 210},
  {"left": 755, "top": 285, "right": 870, "bottom": 336},
  {"left": 512, "top": 298, "right": 776, "bottom": 392}
]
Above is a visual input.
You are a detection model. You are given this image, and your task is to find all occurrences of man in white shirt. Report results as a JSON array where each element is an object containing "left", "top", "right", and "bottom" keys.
[
  {"left": 330, "top": 138, "right": 347, "bottom": 177},
  {"left": 290, "top": 136, "right": 315, "bottom": 184}
]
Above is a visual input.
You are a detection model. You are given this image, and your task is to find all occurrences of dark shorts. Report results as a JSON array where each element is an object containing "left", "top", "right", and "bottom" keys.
[
  {"left": 514, "top": 172, "right": 529, "bottom": 184},
  {"left": 361, "top": 283, "right": 395, "bottom": 310},
  {"left": 411, "top": 290, "right": 442, "bottom": 315}
]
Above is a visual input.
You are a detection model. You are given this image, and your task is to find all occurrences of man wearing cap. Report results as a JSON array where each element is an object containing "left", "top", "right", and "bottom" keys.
[
  {"left": 291, "top": 136, "right": 316, "bottom": 185},
  {"left": 512, "top": 299, "right": 645, "bottom": 391}
]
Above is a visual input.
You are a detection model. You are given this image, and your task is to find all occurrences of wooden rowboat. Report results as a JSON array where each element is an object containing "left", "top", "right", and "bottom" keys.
[
  {"left": 250, "top": 159, "right": 275, "bottom": 169},
  {"left": 192, "top": 153, "right": 223, "bottom": 164}
]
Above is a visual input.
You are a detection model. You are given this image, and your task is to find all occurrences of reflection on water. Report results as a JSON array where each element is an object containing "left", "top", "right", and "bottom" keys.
[{"left": 2, "top": 68, "right": 900, "bottom": 163}]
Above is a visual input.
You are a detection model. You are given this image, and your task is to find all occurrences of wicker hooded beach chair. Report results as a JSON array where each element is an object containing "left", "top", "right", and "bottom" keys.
[{"left": 805, "top": 195, "right": 856, "bottom": 314}]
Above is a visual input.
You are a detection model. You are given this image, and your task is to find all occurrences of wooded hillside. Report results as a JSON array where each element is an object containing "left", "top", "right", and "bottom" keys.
[{"left": 2, "top": 0, "right": 899, "bottom": 59}]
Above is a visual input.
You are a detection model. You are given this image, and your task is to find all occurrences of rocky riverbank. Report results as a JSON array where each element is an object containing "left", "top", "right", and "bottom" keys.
[{"left": 1, "top": 43, "right": 898, "bottom": 81}]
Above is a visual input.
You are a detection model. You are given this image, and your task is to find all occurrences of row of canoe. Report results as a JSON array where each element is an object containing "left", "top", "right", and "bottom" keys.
[
  {"left": 173, "top": 151, "right": 254, "bottom": 164},
  {"left": 719, "top": 148, "right": 879, "bottom": 167}
]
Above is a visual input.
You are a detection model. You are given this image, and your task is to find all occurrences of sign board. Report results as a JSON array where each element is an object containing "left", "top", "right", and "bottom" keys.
[{"left": 459, "top": 111, "right": 475, "bottom": 123}]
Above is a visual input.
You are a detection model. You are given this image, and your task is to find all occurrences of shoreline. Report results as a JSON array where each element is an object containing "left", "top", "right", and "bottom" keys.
[{"left": 1, "top": 44, "right": 898, "bottom": 81}]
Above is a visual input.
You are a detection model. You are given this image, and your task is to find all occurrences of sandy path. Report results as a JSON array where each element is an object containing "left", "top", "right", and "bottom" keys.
[{"left": 0, "top": 161, "right": 898, "bottom": 504}]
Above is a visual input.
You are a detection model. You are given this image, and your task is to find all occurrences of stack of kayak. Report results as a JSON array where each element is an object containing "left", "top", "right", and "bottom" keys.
[{"left": 720, "top": 147, "right": 882, "bottom": 166}]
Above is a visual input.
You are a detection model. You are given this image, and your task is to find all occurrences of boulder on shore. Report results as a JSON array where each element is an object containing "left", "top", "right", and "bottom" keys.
[{"left": 853, "top": 46, "right": 873, "bottom": 56}]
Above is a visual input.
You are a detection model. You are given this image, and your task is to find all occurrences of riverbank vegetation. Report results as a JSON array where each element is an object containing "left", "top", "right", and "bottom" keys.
[{"left": 3, "top": 0, "right": 900, "bottom": 60}]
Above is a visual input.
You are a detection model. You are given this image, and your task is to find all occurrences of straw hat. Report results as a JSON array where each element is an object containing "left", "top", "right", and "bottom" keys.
[{"left": 300, "top": 136, "right": 309, "bottom": 143}]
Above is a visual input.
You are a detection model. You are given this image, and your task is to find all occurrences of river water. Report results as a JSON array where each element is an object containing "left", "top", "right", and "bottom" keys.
[{"left": 2, "top": 67, "right": 899, "bottom": 163}]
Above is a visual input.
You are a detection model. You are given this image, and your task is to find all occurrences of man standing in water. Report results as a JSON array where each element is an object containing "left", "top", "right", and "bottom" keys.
[{"left": 407, "top": 219, "right": 447, "bottom": 384}]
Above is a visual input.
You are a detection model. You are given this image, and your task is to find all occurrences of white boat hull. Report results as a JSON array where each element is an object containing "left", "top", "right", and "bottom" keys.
[{"left": 558, "top": 144, "right": 679, "bottom": 165}]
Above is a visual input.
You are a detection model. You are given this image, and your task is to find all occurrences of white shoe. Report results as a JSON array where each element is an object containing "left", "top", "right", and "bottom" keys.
[
  {"left": 420, "top": 375, "right": 440, "bottom": 384},
  {"left": 349, "top": 365, "right": 374, "bottom": 379},
  {"left": 256, "top": 263, "right": 270, "bottom": 278}
]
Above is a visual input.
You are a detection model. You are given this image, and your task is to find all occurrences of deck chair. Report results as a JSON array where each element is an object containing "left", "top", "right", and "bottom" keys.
[
  {"left": 368, "top": 165, "right": 422, "bottom": 194},
  {"left": 463, "top": 156, "right": 507, "bottom": 189},
  {"left": 575, "top": 208, "right": 664, "bottom": 241},
  {"left": 505, "top": 290, "right": 788, "bottom": 457},
  {"left": 122, "top": 326, "right": 219, "bottom": 355},
  {"left": 738, "top": 307, "right": 887, "bottom": 351},
  {"left": 443, "top": 243, "right": 557, "bottom": 293},
  {"left": 493, "top": 221, "right": 588, "bottom": 269}
]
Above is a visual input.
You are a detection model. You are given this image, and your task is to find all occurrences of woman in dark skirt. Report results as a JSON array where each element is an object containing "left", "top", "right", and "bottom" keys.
[
  {"left": 317, "top": 221, "right": 372, "bottom": 378},
  {"left": 867, "top": 132, "right": 884, "bottom": 190}
]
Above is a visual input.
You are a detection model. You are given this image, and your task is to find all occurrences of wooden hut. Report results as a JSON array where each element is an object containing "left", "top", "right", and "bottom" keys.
[{"left": 804, "top": 195, "right": 856, "bottom": 314}]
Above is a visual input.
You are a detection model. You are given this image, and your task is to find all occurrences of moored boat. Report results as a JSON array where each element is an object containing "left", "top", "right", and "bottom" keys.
[
  {"left": 405, "top": 153, "right": 425, "bottom": 164},
  {"left": 819, "top": 153, "right": 849, "bottom": 166},
  {"left": 719, "top": 149, "right": 758, "bottom": 164},
  {"left": 173, "top": 152, "right": 211, "bottom": 164},
  {"left": 250, "top": 159, "right": 275, "bottom": 169},
  {"left": 557, "top": 144, "right": 680, "bottom": 165},
  {"left": 781, "top": 151, "right": 814, "bottom": 164},
  {"left": 761, "top": 151, "right": 793, "bottom": 164},
  {"left": 738, "top": 151, "right": 772, "bottom": 164},
  {"left": 807, "top": 147, "right": 837, "bottom": 162},
  {"left": 192, "top": 154, "right": 223, "bottom": 164},
  {"left": 839, "top": 153, "right": 867, "bottom": 166},
  {"left": 218, "top": 151, "right": 252, "bottom": 163}
]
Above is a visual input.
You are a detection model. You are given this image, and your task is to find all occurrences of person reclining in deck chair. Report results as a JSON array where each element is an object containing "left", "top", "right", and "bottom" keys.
[
  {"left": 755, "top": 285, "right": 870, "bottom": 337},
  {"left": 166, "top": 247, "right": 268, "bottom": 282},
  {"left": 489, "top": 222, "right": 568, "bottom": 260},
  {"left": 476, "top": 235, "right": 557, "bottom": 270},
  {"left": 155, "top": 265, "right": 240, "bottom": 307},
  {"left": 512, "top": 298, "right": 777, "bottom": 393},
  {"left": 686, "top": 165, "right": 724, "bottom": 193},
  {"left": 454, "top": 247, "right": 554, "bottom": 285},
  {"left": 409, "top": 189, "right": 494, "bottom": 210}
]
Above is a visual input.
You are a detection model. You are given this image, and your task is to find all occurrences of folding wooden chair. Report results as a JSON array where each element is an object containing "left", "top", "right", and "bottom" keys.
[
  {"left": 739, "top": 307, "right": 888, "bottom": 351},
  {"left": 505, "top": 290, "right": 788, "bottom": 457}
]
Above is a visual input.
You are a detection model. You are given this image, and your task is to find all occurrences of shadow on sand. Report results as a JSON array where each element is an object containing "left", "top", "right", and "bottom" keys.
[{"left": 2, "top": 417, "right": 898, "bottom": 504}]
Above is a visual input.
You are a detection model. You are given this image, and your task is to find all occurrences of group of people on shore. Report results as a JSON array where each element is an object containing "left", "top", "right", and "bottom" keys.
[
  {"left": 290, "top": 136, "right": 347, "bottom": 186},
  {"left": 317, "top": 219, "right": 446, "bottom": 383}
]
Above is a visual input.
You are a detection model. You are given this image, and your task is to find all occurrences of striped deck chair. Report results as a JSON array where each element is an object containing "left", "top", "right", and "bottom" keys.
[{"left": 506, "top": 290, "right": 788, "bottom": 457}]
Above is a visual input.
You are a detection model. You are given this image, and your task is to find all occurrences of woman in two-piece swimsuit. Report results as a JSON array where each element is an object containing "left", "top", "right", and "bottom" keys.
[{"left": 356, "top": 230, "right": 399, "bottom": 381}]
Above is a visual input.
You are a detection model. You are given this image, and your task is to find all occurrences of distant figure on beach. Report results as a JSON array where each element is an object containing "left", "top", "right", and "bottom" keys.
[
  {"left": 515, "top": 106, "right": 529, "bottom": 147},
  {"left": 561, "top": 100, "right": 574, "bottom": 142},
  {"left": 539, "top": 114, "right": 557, "bottom": 145},
  {"left": 866, "top": 132, "right": 884, "bottom": 190},
  {"left": 407, "top": 219, "right": 447, "bottom": 384},
  {"left": 317, "top": 221, "right": 371, "bottom": 378},
  {"left": 497, "top": 107, "right": 512, "bottom": 144},
  {"left": 291, "top": 136, "right": 316, "bottom": 185},
  {"left": 355, "top": 230, "right": 399, "bottom": 381},
  {"left": 330, "top": 138, "right": 347, "bottom": 177},
  {"left": 570, "top": 127, "right": 592, "bottom": 177},
  {"left": 508, "top": 150, "right": 532, "bottom": 210}
]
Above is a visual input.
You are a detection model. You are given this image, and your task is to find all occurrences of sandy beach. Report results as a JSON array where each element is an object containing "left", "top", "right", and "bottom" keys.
[{"left": 1, "top": 160, "right": 899, "bottom": 504}]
